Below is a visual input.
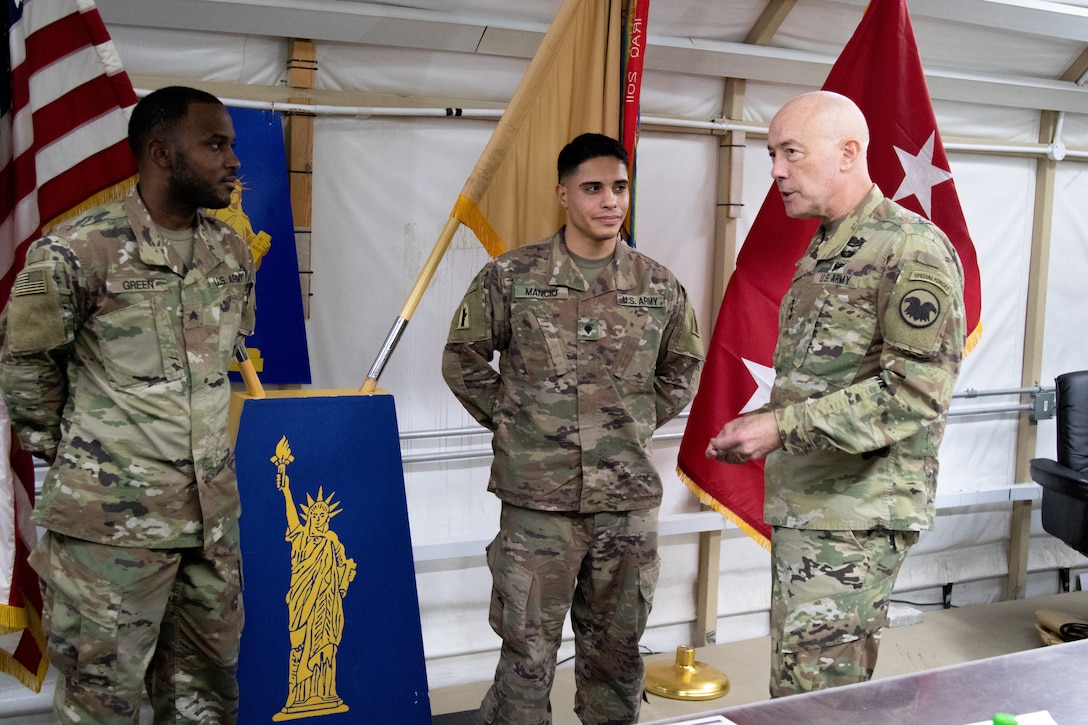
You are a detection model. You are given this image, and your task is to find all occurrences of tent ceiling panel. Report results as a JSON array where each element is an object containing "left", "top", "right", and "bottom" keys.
[{"left": 95, "top": 0, "right": 1088, "bottom": 113}]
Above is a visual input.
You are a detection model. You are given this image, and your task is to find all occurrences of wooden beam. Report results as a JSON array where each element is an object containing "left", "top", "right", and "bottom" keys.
[
  {"left": 692, "top": 0, "right": 802, "bottom": 646},
  {"left": 1007, "top": 109, "right": 1059, "bottom": 600},
  {"left": 745, "top": 0, "right": 799, "bottom": 45},
  {"left": 695, "top": 528, "right": 722, "bottom": 646},
  {"left": 712, "top": 79, "right": 747, "bottom": 321},
  {"left": 285, "top": 38, "right": 316, "bottom": 319},
  {"left": 1060, "top": 45, "right": 1088, "bottom": 84},
  {"left": 693, "top": 78, "right": 750, "bottom": 649}
]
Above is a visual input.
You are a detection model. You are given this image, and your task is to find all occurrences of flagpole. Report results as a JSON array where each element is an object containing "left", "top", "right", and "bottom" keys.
[
  {"left": 235, "top": 345, "right": 266, "bottom": 398},
  {"left": 361, "top": 215, "right": 461, "bottom": 393},
  {"left": 360, "top": 0, "right": 589, "bottom": 392}
]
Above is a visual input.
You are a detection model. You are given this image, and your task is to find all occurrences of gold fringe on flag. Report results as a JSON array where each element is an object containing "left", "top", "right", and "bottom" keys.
[
  {"left": 452, "top": 194, "right": 508, "bottom": 259},
  {"left": 676, "top": 465, "right": 771, "bottom": 551},
  {"left": 41, "top": 175, "right": 138, "bottom": 235},
  {"left": 963, "top": 320, "right": 983, "bottom": 357},
  {"left": 0, "top": 595, "right": 48, "bottom": 692}
]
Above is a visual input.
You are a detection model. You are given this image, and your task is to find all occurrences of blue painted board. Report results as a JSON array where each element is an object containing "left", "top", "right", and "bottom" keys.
[{"left": 233, "top": 392, "right": 431, "bottom": 723}]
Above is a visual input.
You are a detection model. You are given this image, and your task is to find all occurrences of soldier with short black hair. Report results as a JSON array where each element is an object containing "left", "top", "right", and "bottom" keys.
[
  {"left": 705, "top": 91, "right": 965, "bottom": 698},
  {"left": 443, "top": 132, "right": 704, "bottom": 724},
  {"left": 0, "top": 86, "right": 254, "bottom": 723}
]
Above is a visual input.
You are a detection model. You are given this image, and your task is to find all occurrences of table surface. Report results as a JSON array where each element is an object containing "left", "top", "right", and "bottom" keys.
[{"left": 647, "top": 638, "right": 1088, "bottom": 725}]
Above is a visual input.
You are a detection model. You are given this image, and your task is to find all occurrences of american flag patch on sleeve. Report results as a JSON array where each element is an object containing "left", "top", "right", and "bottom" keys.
[{"left": 12, "top": 268, "right": 47, "bottom": 297}]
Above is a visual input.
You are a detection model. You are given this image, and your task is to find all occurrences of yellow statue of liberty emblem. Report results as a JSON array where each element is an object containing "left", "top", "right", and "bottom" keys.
[
  {"left": 271, "top": 436, "right": 357, "bottom": 721},
  {"left": 208, "top": 176, "right": 272, "bottom": 269},
  {"left": 212, "top": 176, "right": 269, "bottom": 373}
]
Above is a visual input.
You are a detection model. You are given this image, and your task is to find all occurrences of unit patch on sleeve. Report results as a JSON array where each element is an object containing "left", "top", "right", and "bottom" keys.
[
  {"left": 7, "top": 263, "right": 68, "bottom": 353},
  {"left": 447, "top": 274, "right": 489, "bottom": 343},
  {"left": 885, "top": 265, "right": 955, "bottom": 357}
]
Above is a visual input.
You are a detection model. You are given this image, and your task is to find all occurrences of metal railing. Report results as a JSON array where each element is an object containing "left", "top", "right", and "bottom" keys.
[{"left": 401, "top": 384, "right": 1052, "bottom": 562}]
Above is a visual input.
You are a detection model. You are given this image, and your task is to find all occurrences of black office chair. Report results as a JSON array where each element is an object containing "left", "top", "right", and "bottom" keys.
[{"left": 1030, "top": 370, "right": 1088, "bottom": 556}]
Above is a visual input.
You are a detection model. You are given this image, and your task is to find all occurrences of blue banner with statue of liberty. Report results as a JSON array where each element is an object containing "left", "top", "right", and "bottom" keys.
[
  {"left": 232, "top": 392, "right": 431, "bottom": 722},
  {"left": 216, "top": 107, "right": 311, "bottom": 384}
]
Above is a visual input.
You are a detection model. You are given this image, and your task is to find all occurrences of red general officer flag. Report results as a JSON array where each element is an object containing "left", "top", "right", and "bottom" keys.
[
  {"left": 0, "top": 0, "right": 137, "bottom": 690},
  {"left": 678, "top": 0, "right": 982, "bottom": 547}
]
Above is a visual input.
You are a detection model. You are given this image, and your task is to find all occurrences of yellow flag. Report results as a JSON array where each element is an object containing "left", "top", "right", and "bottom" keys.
[
  {"left": 452, "top": 0, "right": 626, "bottom": 257},
  {"left": 361, "top": 0, "right": 642, "bottom": 390}
]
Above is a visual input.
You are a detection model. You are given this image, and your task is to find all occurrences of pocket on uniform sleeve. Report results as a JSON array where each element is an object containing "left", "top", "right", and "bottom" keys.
[{"left": 6, "top": 263, "right": 70, "bottom": 354}]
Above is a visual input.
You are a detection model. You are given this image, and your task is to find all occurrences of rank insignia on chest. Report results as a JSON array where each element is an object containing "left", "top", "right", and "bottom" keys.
[
  {"left": 841, "top": 236, "right": 865, "bottom": 258},
  {"left": 578, "top": 317, "right": 601, "bottom": 340}
]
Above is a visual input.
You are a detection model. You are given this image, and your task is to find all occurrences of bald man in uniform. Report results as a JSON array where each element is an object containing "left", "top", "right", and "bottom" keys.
[{"left": 706, "top": 91, "right": 965, "bottom": 697}]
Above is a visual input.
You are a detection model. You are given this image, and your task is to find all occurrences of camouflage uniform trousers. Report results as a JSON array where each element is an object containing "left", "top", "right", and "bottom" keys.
[
  {"left": 768, "top": 525, "right": 918, "bottom": 698},
  {"left": 30, "top": 531, "right": 244, "bottom": 724},
  {"left": 481, "top": 503, "right": 661, "bottom": 725}
]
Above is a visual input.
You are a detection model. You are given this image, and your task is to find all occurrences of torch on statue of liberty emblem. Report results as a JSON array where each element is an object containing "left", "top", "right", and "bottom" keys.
[{"left": 271, "top": 436, "right": 357, "bottom": 721}]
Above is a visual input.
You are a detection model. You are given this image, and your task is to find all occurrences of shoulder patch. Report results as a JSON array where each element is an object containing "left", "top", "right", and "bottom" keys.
[
  {"left": 669, "top": 302, "right": 705, "bottom": 359},
  {"left": 6, "top": 262, "right": 69, "bottom": 353},
  {"left": 885, "top": 264, "right": 955, "bottom": 357},
  {"left": 447, "top": 273, "right": 489, "bottom": 344},
  {"left": 12, "top": 267, "right": 48, "bottom": 297}
]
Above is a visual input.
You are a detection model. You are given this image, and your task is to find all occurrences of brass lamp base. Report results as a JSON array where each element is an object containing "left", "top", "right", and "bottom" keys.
[{"left": 644, "top": 644, "right": 730, "bottom": 701}]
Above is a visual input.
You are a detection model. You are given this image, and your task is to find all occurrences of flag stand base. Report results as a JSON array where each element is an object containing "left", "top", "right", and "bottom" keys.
[{"left": 645, "top": 645, "right": 730, "bottom": 701}]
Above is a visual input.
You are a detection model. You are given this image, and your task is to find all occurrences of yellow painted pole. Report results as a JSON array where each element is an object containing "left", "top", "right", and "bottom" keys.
[
  {"left": 360, "top": 215, "right": 462, "bottom": 393},
  {"left": 235, "top": 344, "right": 266, "bottom": 398}
]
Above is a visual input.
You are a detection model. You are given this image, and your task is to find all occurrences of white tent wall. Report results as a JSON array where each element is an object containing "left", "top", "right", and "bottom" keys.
[{"left": 100, "top": 13, "right": 1088, "bottom": 690}]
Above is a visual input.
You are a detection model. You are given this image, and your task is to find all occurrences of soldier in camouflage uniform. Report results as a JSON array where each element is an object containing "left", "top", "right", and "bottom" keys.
[
  {"left": 443, "top": 133, "right": 704, "bottom": 725},
  {"left": 706, "top": 92, "right": 965, "bottom": 697},
  {"left": 0, "top": 87, "right": 254, "bottom": 723}
]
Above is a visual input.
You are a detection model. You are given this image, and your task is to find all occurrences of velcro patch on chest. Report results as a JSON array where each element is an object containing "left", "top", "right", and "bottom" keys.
[
  {"left": 107, "top": 277, "right": 171, "bottom": 294},
  {"left": 515, "top": 285, "right": 567, "bottom": 299},
  {"left": 617, "top": 293, "right": 664, "bottom": 307},
  {"left": 209, "top": 271, "right": 249, "bottom": 288},
  {"left": 814, "top": 272, "right": 860, "bottom": 288},
  {"left": 578, "top": 317, "right": 601, "bottom": 340}
]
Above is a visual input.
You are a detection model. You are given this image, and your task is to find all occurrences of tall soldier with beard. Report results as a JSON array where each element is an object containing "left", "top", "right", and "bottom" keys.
[{"left": 0, "top": 86, "right": 255, "bottom": 724}]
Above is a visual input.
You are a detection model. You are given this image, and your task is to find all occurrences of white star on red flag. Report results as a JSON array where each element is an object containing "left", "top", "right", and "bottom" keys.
[
  {"left": 739, "top": 358, "right": 776, "bottom": 414},
  {"left": 891, "top": 132, "right": 953, "bottom": 219}
]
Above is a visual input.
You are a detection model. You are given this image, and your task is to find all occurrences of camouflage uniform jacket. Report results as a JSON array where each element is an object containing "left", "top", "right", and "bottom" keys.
[
  {"left": 0, "top": 190, "right": 255, "bottom": 548},
  {"left": 443, "top": 229, "right": 704, "bottom": 513},
  {"left": 764, "top": 185, "right": 965, "bottom": 531}
]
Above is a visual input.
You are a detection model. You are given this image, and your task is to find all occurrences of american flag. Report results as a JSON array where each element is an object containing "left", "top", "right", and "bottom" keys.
[{"left": 1, "top": 0, "right": 137, "bottom": 690}]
